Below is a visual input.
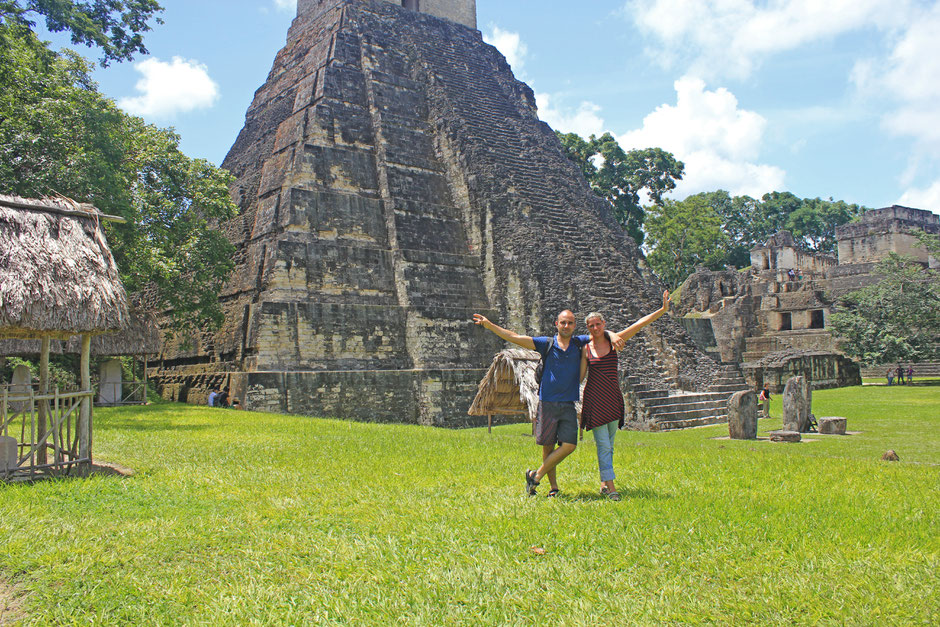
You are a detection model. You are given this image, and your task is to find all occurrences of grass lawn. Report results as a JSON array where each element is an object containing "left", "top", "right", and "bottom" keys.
[{"left": 1, "top": 384, "right": 937, "bottom": 624}]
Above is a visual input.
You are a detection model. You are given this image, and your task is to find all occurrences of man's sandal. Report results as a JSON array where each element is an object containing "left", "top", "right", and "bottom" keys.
[
  {"left": 525, "top": 469, "right": 539, "bottom": 496},
  {"left": 547, "top": 488, "right": 560, "bottom": 498},
  {"left": 607, "top": 491, "right": 622, "bottom": 501}
]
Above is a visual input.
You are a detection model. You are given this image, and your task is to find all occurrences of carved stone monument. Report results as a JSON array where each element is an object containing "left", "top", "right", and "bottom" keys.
[
  {"left": 727, "top": 389, "right": 757, "bottom": 439},
  {"left": 151, "top": 0, "right": 722, "bottom": 425},
  {"left": 98, "top": 358, "right": 123, "bottom": 406},
  {"left": 782, "top": 375, "right": 811, "bottom": 432}
]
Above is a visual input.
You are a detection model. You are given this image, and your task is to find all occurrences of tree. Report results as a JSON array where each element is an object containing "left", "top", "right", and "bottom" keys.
[
  {"left": 785, "top": 197, "right": 865, "bottom": 254},
  {"left": 644, "top": 195, "right": 729, "bottom": 290},
  {"left": 829, "top": 254, "right": 940, "bottom": 366},
  {"left": 0, "top": 0, "right": 164, "bottom": 65},
  {"left": 0, "top": 22, "right": 237, "bottom": 337},
  {"left": 557, "top": 131, "right": 683, "bottom": 246}
]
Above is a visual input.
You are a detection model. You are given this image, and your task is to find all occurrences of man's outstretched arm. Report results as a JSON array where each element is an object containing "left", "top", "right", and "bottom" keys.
[
  {"left": 612, "top": 290, "right": 671, "bottom": 342},
  {"left": 472, "top": 314, "right": 537, "bottom": 350}
]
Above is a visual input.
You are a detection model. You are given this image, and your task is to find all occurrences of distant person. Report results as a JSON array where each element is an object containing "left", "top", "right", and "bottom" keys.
[
  {"left": 758, "top": 387, "right": 771, "bottom": 417},
  {"left": 896, "top": 364, "right": 905, "bottom": 386},
  {"left": 472, "top": 309, "right": 624, "bottom": 497},
  {"left": 217, "top": 387, "right": 230, "bottom": 408},
  {"left": 886, "top": 369, "right": 893, "bottom": 386},
  {"left": 208, "top": 388, "right": 218, "bottom": 406},
  {"left": 231, "top": 399, "right": 242, "bottom": 410},
  {"left": 787, "top": 269, "right": 795, "bottom": 281},
  {"left": 579, "top": 292, "right": 671, "bottom": 501},
  {"left": 907, "top": 366, "right": 914, "bottom": 384}
]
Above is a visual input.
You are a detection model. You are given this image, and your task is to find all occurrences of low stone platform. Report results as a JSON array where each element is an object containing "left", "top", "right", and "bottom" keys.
[
  {"left": 768, "top": 429, "right": 801, "bottom": 442},
  {"left": 818, "top": 416, "right": 847, "bottom": 435}
]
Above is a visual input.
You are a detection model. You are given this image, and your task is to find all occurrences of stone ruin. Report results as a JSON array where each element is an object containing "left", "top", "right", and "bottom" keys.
[
  {"left": 677, "top": 205, "right": 939, "bottom": 391},
  {"left": 150, "top": 0, "right": 734, "bottom": 428}
]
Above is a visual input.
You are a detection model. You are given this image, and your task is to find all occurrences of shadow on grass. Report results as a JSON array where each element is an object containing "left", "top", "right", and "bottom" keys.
[
  {"left": 556, "top": 486, "right": 672, "bottom": 502},
  {"left": 103, "top": 419, "right": 211, "bottom": 433}
]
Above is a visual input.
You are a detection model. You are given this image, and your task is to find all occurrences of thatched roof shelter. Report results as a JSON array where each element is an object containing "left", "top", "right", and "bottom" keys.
[
  {"left": 0, "top": 308, "right": 160, "bottom": 357},
  {"left": 0, "top": 194, "right": 129, "bottom": 340},
  {"left": 468, "top": 348, "right": 542, "bottom": 425}
]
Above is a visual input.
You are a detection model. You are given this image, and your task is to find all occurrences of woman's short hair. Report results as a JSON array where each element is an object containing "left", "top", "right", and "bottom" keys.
[{"left": 585, "top": 311, "right": 605, "bottom": 325}]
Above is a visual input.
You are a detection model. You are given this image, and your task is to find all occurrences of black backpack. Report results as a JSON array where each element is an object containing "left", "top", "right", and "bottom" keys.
[{"left": 534, "top": 344, "right": 549, "bottom": 390}]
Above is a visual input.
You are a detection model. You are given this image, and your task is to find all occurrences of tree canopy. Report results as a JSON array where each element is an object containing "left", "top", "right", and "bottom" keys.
[
  {"left": 0, "top": 17, "right": 237, "bottom": 338},
  {"left": 0, "top": 0, "right": 164, "bottom": 65},
  {"left": 557, "top": 131, "right": 684, "bottom": 247},
  {"left": 829, "top": 249, "right": 940, "bottom": 366},
  {"left": 644, "top": 194, "right": 729, "bottom": 290}
]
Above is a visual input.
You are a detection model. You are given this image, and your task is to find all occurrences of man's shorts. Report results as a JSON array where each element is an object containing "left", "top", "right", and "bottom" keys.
[{"left": 535, "top": 401, "right": 578, "bottom": 446}]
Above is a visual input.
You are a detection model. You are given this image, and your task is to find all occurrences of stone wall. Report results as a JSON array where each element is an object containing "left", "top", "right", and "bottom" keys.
[
  {"left": 836, "top": 205, "right": 939, "bottom": 265},
  {"left": 741, "top": 350, "right": 860, "bottom": 393},
  {"left": 298, "top": 0, "right": 477, "bottom": 28}
]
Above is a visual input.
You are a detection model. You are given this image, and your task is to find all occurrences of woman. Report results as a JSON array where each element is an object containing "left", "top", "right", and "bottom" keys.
[{"left": 580, "top": 291, "right": 671, "bottom": 501}]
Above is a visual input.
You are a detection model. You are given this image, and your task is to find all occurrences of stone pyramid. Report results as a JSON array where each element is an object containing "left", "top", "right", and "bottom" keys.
[{"left": 153, "top": 0, "right": 722, "bottom": 426}]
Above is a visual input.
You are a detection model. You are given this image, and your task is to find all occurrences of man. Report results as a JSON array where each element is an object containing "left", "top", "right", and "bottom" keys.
[
  {"left": 472, "top": 309, "right": 623, "bottom": 496},
  {"left": 207, "top": 388, "right": 218, "bottom": 407}
]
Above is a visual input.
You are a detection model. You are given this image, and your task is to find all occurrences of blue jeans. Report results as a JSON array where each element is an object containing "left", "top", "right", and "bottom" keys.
[{"left": 592, "top": 421, "right": 618, "bottom": 482}]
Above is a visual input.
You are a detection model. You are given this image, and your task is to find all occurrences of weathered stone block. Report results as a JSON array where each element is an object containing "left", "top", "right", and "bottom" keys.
[
  {"left": 818, "top": 416, "right": 847, "bottom": 435},
  {"left": 782, "top": 375, "right": 811, "bottom": 432},
  {"left": 728, "top": 390, "right": 758, "bottom": 439},
  {"left": 0, "top": 435, "right": 17, "bottom": 472},
  {"left": 768, "top": 430, "right": 801, "bottom": 443}
]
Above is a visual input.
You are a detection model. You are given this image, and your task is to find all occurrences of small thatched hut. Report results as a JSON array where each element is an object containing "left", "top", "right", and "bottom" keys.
[
  {"left": 468, "top": 348, "right": 543, "bottom": 432},
  {"left": 0, "top": 194, "right": 129, "bottom": 479}
]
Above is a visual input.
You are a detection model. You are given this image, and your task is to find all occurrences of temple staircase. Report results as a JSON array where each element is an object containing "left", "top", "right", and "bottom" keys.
[{"left": 625, "top": 364, "right": 750, "bottom": 430}]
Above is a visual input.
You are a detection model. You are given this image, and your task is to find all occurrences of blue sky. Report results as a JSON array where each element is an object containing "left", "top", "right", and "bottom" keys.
[{"left": 44, "top": 0, "right": 940, "bottom": 211}]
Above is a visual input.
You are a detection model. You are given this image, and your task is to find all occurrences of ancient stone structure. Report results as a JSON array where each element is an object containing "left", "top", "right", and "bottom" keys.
[
  {"left": 740, "top": 349, "right": 859, "bottom": 394},
  {"left": 782, "top": 375, "right": 810, "bottom": 432},
  {"left": 727, "top": 389, "right": 757, "bottom": 439},
  {"left": 676, "top": 205, "right": 938, "bottom": 391},
  {"left": 837, "top": 206, "right": 938, "bottom": 267},
  {"left": 818, "top": 416, "right": 847, "bottom": 435},
  {"left": 151, "top": 0, "right": 725, "bottom": 427}
]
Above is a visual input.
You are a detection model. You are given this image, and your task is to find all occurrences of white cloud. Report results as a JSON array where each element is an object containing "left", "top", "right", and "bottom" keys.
[
  {"left": 483, "top": 26, "right": 528, "bottom": 74},
  {"left": 119, "top": 57, "right": 220, "bottom": 119},
  {"left": 273, "top": 0, "right": 296, "bottom": 11},
  {"left": 854, "top": 3, "right": 940, "bottom": 156},
  {"left": 534, "top": 93, "right": 606, "bottom": 138},
  {"left": 627, "top": 0, "right": 911, "bottom": 79},
  {"left": 618, "top": 76, "right": 784, "bottom": 198},
  {"left": 898, "top": 181, "right": 940, "bottom": 213}
]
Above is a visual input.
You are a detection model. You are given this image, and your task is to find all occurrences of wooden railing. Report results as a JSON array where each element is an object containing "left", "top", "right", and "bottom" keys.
[{"left": 1, "top": 387, "right": 92, "bottom": 480}]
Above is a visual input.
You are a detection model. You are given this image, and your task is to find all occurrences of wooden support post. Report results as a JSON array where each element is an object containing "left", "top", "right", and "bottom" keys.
[
  {"left": 143, "top": 355, "right": 148, "bottom": 405},
  {"left": 37, "top": 336, "right": 50, "bottom": 465},
  {"left": 78, "top": 334, "right": 92, "bottom": 475},
  {"left": 488, "top": 414, "right": 492, "bottom": 434}
]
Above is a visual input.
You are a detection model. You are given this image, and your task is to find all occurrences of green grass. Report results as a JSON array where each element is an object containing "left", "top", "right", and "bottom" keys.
[{"left": 1, "top": 385, "right": 938, "bottom": 624}]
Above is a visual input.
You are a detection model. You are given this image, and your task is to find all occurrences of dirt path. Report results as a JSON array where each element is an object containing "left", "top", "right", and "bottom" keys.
[{"left": 0, "top": 578, "right": 25, "bottom": 625}]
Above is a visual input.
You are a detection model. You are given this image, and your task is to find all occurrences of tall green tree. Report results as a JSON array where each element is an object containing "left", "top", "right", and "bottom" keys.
[
  {"left": 644, "top": 195, "right": 729, "bottom": 290},
  {"left": 0, "top": 0, "right": 163, "bottom": 65},
  {"left": 829, "top": 254, "right": 940, "bottom": 366},
  {"left": 0, "top": 21, "right": 237, "bottom": 337},
  {"left": 557, "top": 131, "right": 684, "bottom": 247}
]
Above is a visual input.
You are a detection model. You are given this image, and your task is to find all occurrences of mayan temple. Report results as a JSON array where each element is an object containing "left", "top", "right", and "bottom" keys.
[{"left": 152, "top": 0, "right": 733, "bottom": 427}]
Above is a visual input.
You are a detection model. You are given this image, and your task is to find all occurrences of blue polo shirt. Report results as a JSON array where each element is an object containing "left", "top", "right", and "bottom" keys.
[{"left": 532, "top": 335, "right": 590, "bottom": 402}]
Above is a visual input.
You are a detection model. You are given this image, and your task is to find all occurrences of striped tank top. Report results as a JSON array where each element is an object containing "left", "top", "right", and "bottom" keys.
[{"left": 580, "top": 343, "right": 625, "bottom": 430}]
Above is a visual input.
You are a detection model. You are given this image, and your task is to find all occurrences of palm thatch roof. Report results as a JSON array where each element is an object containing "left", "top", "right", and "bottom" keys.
[
  {"left": 468, "top": 348, "right": 542, "bottom": 423},
  {"left": 0, "top": 194, "right": 129, "bottom": 340}
]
